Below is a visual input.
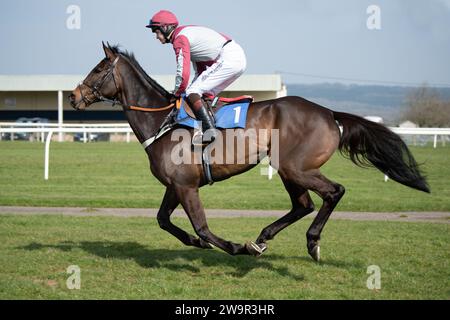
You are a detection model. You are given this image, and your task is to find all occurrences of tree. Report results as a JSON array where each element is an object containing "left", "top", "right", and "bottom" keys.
[{"left": 403, "top": 86, "right": 450, "bottom": 127}]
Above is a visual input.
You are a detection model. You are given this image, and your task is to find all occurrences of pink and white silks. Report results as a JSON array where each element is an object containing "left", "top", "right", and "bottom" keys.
[{"left": 170, "top": 25, "right": 247, "bottom": 97}]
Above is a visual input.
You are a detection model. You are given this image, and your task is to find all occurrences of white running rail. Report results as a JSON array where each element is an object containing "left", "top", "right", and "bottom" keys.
[{"left": 1, "top": 123, "right": 449, "bottom": 180}]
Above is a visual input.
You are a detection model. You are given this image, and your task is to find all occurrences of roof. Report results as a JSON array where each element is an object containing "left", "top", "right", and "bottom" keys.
[{"left": 0, "top": 74, "right": 283, "bottom": 92}]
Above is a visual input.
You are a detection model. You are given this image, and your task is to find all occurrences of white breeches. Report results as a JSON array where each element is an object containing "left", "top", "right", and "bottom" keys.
[{"left": 186, "top": 41, "right": 247, "bottom": 97}]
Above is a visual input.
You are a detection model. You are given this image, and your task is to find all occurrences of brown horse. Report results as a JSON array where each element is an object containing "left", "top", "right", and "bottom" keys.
[{"left": 69, "top": 43, "right": 429, "bottom": 261}]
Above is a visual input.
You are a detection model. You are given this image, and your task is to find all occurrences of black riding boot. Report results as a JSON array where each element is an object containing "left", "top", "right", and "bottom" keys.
[{"left": 188, "top": 95, "right": 217, "bottom": 146}]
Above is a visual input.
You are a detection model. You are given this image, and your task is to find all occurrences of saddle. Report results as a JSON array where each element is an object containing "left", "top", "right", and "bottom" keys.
[
  {"left": 182, "top": 94, "right": 254, "bottom": 119},
  {"left": 151, "top": 94, "right": 254, "bottom": 186}
]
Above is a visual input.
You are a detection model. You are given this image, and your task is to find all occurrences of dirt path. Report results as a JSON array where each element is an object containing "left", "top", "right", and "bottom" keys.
[{"left": 0, "top": 206, "right": 449, "bottom": 223}]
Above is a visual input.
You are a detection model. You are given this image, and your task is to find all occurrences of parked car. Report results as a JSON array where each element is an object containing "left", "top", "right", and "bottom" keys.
[
  {"left": 17, "top": 117, "right": 49, "bottom": 124},
  {"left": 73, "top": 132, "right": 110, "bottom": 142},
  {"left": 1, "top": 117, "right": 49, "bottom": 141},
  {"left": 0, "top": 132, "right": 29, "bottom": 141}
]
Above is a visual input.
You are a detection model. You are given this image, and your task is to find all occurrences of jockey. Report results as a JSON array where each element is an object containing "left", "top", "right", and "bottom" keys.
[{"left": 146, "top": 10, "right": 247, "bottom": 145}]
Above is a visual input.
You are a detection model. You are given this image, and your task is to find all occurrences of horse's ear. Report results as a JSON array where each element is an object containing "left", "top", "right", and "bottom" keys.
[{"left": 102, "top": 41, "right": 116, "bottom": 61}]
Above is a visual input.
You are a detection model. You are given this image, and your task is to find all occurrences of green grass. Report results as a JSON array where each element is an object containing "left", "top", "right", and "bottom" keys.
[
  {"left": 0, "top": 214, "right": 448, "bottom": 299},
  {"left": 0, "top": 141, "right": 449, "bottom": 211}
]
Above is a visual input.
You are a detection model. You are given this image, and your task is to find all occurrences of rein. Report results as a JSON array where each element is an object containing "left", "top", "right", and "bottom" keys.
[{"left": 129, "top": 103, "right": 175, "bottom": 112}]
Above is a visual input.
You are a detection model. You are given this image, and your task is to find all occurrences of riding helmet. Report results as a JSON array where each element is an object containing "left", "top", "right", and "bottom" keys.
[{"left": 146, "top": 10, "right": 179, "bottom": 41}]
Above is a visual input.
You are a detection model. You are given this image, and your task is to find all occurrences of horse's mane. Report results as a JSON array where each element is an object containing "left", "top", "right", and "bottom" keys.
[{"left": 108, "top": 44, "right": 172, "bottom": 99}]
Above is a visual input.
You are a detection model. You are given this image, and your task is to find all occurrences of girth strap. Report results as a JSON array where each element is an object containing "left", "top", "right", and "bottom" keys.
[{"left": 141, "top": 126, "right": 173, "bottom": 149}]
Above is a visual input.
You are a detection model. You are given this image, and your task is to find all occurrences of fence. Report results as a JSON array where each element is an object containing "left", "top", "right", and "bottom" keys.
[
  {"left": 1, "top": 122, "right": 450, "bottom": 180},
  {"left": 0, "top": 122, "right": 132, "bottom": 143}
]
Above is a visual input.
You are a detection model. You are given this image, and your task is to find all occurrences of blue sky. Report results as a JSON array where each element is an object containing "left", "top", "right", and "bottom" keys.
[{"left": 1, "top": 0, "right": 450, "bottom": 86}]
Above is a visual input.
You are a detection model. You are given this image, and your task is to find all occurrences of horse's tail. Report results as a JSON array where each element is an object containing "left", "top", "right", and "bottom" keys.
[{"left": 333, "top": 111, "right": 430, "bottom": 193}]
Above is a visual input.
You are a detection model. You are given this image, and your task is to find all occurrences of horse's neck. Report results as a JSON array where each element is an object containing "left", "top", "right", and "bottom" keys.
[{"left": 119, "top": 62, "right": 170, "bottom": 144}]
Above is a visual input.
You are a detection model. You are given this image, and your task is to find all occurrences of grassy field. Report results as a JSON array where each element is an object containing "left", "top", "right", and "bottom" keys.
[
  {"left": 0, "top": 214, "right": 448, "bottom": 299},
  {"left": 0, "top": 141, "right": 449, "bottom": 211}
]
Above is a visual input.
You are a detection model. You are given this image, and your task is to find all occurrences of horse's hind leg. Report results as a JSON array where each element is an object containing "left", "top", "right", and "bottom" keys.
[
  {"left": 157, "top": 187, "right": 213, "bottom": 249},
  {"left": 174, "top": 185, "right": 253, "bottom": 256},
  {"left": 255, "top": 178, "right": 315, "bottom": 250}
]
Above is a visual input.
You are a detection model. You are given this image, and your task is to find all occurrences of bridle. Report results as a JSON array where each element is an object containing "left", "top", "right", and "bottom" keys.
[
  {"left": 73, "top": 52, "right": 187, "bottom": 150},
  {"left": 74, "top": 54, "right": 176, "bottom": 113},
  {"left": 75, "top": 56, "right": 121, "bottom": 109}
]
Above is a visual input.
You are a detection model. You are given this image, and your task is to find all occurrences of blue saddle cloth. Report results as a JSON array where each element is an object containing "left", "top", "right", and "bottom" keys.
[{"left": 175, "top": 98, "right": 250, "bottom": 129}]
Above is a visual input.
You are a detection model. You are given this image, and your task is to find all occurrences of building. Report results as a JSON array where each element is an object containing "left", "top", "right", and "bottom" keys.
[{"left": 0, "top": 74, "right": 286, "bottom": 124}]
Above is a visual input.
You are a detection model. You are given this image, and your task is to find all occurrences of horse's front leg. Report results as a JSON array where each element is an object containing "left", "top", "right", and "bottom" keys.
[
  {"left": 157, "top": 187, "right": 213, "bottom": 249},
  {"left": 174, "top": 185, "right": 255, "bottom": 256}
]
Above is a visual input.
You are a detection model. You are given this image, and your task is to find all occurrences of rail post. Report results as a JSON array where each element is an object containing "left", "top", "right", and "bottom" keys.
[{"left": 44, "top": 130, "right": 54, "bottom": 180}]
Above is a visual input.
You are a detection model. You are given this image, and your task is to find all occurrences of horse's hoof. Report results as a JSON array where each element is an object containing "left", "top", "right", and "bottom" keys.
[
  {"left": 309, "top": 245, "right": 321, "bottom": 262},
  {"left": 259, "top": 242, "right": 268, "bottom": 253},
  {"left": 198, "top": 238, "right": 214, "bottom": 249},
  {"left": 246, "top": 241, "right": 267, "bottom": 256}
]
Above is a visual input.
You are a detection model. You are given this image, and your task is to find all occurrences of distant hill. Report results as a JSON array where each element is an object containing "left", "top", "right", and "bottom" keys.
[{"left": 286, "top": 83, "right": 450, "bottom": 125}]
